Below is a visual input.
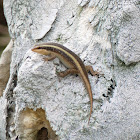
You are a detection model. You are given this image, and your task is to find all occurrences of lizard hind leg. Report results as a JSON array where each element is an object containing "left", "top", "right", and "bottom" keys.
[
  {"left": 57, "top": 68, "right": 79, "bottom": 78},
  {"left": 85, "top": 65, "right": 99, "bottom": 76}
]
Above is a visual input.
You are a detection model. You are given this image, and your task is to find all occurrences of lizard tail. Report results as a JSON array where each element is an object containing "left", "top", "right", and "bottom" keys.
[{"left": 88, "top": 97, "right": 93, "bottom": 124}]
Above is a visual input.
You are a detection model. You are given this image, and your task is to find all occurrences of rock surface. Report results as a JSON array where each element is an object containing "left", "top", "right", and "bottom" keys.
[{"left": 1, "top": 0, "right": 140, "bottom": 139}]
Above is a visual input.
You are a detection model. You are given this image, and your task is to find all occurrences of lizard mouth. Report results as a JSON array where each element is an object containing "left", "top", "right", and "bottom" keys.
[
  {"left": 31, "top": 48, "right": 37, "bottom": 51},
  {"left": 31, "top": 46, "right": 40, "bottom": 52}
]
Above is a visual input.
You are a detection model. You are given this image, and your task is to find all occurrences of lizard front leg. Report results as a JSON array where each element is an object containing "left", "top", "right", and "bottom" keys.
[{"left": 43, "top": 55, "right": 56, "bottom": 61}]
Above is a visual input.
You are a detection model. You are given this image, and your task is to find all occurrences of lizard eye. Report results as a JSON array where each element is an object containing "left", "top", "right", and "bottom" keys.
[{"left": 37, "top": 47, "right": 42, "bottom": 49}]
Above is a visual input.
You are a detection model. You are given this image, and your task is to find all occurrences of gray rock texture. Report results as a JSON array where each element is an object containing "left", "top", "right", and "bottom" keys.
[
  {"left": 0, "top": 97, "right": 7, "bottom": 140},
  {"left": 1, "top": 0, "right": 140, "bottom": 139}
]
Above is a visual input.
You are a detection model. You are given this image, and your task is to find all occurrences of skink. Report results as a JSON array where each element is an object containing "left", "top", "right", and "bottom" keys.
[{"left": 32, "top": 42, "right": 99, "bottom": 123}]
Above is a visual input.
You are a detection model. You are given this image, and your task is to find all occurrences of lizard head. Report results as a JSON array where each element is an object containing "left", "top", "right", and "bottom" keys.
[{"left": 32, "top": 45, "right": 51, "bottom": 55}]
